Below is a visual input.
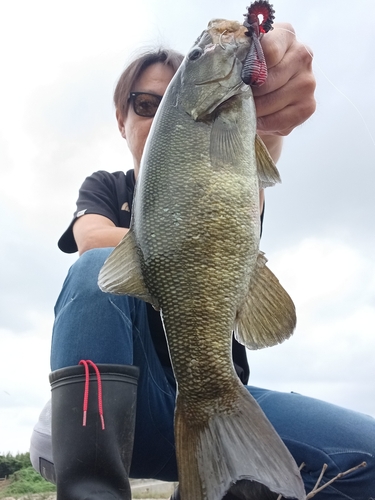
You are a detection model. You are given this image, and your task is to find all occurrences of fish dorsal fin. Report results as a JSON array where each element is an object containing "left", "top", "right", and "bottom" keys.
[
  {"left": 210, "top": 112, "right": 243, "bottom": 169},
  {"left": 235, "top": 251, "right": 296, "bottom": 349},
  {"left": 98, "top": 229, "right": 159, "bottom": 309},
  {"left": 255, "top": 134, "right": 281, "bottom": 188}
]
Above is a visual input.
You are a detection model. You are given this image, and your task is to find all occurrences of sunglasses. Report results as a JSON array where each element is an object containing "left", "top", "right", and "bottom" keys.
[{"left": 128, "top": 92, "right": 163, "bottom": 118}]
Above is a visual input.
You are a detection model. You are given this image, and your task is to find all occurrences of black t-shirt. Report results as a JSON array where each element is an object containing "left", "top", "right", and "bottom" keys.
[
  {"left": 58, "top": 169, "right": 250, "bottom": 385},
  {"left": 58, "top": 170, "right": 136, "bottom": 254}
]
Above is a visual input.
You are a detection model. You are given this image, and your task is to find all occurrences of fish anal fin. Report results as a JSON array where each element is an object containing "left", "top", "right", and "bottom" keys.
[
  {"left": 175, "top": 386, "right": 306, "bottom": 500},
  {"left": 255, "top": 134, "right": 281, "bottom": 188},
  {"left": 98, "top": 229, "right": 159, "bottom": 309},
  {"left": 235, "top": 252, "right": 296, "bottom": 349}
]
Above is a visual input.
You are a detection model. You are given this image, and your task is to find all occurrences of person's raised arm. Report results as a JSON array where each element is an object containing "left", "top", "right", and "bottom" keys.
[{"left": 255, "top": 22, "right": 316, "bottom": 163}]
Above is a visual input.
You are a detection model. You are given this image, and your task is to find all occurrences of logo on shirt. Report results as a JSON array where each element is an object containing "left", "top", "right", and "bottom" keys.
[
  {"left": 77, "top": 209, "right": 87, "bottom": 217},
  {"left": 121, "top": 202, "right": 130, "bottom": 212}
]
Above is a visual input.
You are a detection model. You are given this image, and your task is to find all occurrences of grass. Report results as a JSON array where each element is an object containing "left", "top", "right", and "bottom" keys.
[{"left": 0, "top": 468, "right": 55, "bottom": 499}]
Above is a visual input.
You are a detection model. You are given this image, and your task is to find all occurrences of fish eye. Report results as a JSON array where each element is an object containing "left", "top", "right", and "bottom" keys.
[{"left": 188, "top": 47, "right": 203, "bottom": 61}]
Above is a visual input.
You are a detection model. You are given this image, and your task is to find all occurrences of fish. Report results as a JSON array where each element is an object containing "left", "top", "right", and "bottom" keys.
[{"left": 98, "top": 14, "right": 305, "bottom": 500}]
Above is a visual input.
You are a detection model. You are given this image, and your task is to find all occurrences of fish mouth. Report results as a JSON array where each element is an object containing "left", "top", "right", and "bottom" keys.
[
  {"left": 190, "top": 54, "right": 248, "bottom": 121},
  {"left": 190, "top": 81, "right": 246, "bottom": 121},
  {"left": 194, "top": 53, "right": 237, "bottom": 87},
  {"left": 195, "top": 81, "right": 248, "bottom": 121},
  {"left": 185, "top": 24, "right": 252, "bottom": 121}
]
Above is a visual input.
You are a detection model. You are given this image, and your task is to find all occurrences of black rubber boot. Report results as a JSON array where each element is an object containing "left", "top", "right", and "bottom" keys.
[{"left": 50, "top": 362, "right": 139, "bottom": 500}]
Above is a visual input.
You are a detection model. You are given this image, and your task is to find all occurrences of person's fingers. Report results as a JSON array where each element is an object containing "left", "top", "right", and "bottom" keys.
[
  {"left": 255, "top": 68, "right": 316, "bottom": 134},
  {"left": 260, "top": 23, "right": 296, "bottom": 69},
  {"left": 251, "top": 23, "right": 316, "bottom": 135}
]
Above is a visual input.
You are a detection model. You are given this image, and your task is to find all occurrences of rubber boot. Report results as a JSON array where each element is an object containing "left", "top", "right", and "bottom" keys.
[{"left": 50, "top": 362, "right": 139, "bottom": 500}]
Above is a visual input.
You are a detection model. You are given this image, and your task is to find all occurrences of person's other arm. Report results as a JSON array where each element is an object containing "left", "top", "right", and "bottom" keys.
[{"left": 73, "top": 214, "right": 128, "bottom": 255}]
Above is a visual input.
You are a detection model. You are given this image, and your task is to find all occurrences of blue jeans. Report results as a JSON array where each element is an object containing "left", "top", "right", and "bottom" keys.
[{"left": 51, "top": 248, "right": 375, "bottom": 499}]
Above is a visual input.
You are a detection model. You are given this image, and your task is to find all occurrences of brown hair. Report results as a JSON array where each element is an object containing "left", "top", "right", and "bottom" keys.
[{"left": 114, "top": 48, "right": 184, "bottom": 119}]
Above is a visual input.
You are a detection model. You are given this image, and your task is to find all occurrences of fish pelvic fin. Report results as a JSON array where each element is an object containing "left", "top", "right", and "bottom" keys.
[
  {"left": 235, "top": 252, "right": 296, "bottom": 349},
  {"left": 255, "top": 134, "right": 281, "bottom": 188},
  {"left": 98, "top": 229, "right": 159, "bottom": 309},
  {"left": 175, "top": 386, "right": 306, "bottom": 500}
]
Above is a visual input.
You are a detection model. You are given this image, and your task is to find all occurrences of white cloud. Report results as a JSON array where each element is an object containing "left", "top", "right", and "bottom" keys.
[
  {"left": 249, "top": 237, "right": 375, "bottom": 417},
  {"left": 1, "top": 0, "right": 374, "bottom": 454},
  {"left": 0, "top": 327, "right": 51, "bottom": 454},
  {"left": 271, "top": 238, "right": 367, "bottom": 305}
]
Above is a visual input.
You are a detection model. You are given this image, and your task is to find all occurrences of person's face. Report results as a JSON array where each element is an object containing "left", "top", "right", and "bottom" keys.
[{"left": 117, "top": 62, "right": 175, "bottom": 179}]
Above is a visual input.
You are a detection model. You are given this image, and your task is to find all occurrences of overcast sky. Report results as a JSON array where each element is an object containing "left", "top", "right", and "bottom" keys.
[{"left": 1, "top": 0, "right": 374, "bottom": 454}]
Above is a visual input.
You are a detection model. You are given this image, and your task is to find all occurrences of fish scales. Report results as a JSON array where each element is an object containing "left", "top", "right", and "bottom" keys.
[
  {"left": 137, "top": 95, "right": 259, "bottom": 402},
  {"left": 99, "top": 17, "right": 305, "bottom": 500}
]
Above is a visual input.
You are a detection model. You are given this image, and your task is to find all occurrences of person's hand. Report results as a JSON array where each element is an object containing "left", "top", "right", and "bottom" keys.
[{"left": 254, "top": 23, "right": 316, "bottom": 137}]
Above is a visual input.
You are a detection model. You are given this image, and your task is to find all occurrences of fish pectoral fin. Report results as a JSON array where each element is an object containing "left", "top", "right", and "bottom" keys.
[
  {"left": 210, "top": 112, "right": 243, "bottom": 169},
  {"left": 175, "top": 387, "right": 305, "bottom": 500},
  {"left": 98, "top": 229, "right": 159, "bottom": 309},
  {"left": 235, "top": 251, "right": 296, "bottom": 349},
  {"left": 255, "top": 134, "right": 281, "bottom": 188}
]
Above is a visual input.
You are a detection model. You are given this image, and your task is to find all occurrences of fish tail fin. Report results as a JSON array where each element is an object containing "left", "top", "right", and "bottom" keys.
[{"left": 175, "top": 386, "right": 306, "bottom": 500}]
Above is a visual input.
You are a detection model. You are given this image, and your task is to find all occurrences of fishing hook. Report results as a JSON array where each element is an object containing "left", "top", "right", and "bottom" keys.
[{"left": 219, "top": 30, "right": 228, "bottom": 49}]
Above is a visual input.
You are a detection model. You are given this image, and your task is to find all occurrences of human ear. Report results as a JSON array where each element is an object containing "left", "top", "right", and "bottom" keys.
[{"left": 116, "top": 109, "right": 126, "bottom": 139}]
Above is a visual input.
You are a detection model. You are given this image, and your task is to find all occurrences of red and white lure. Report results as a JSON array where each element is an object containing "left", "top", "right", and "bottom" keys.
[{"left": 242, "top": 0, "right": 275, "bottom": 86}]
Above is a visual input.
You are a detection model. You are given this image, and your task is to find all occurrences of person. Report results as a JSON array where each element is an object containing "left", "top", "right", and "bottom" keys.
[{"left": 30, "top": 22, "right": 375, "bottom": 500}]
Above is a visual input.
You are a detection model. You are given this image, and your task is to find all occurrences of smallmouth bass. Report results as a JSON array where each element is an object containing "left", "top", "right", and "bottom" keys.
[{"left": 99, "top": 15, "right": 305, "bottom": 500}]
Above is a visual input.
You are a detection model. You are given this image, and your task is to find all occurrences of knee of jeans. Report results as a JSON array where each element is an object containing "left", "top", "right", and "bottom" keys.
[
  {"left": 64, "top": 248, "right": 145, "bottom": 316},
  {"left": 67, "top": 248, "right": 114, "bottom": 294}
]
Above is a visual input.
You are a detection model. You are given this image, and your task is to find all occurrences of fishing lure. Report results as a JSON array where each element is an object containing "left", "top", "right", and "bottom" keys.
[{"left": 242, "top": 0, "right": 275, "bottom": 86}]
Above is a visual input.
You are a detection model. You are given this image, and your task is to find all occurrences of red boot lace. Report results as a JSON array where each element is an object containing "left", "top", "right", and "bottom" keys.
[{"left": 79, "top": 360, "right": 105, "bottom": 430}]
